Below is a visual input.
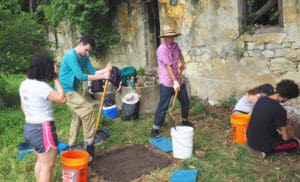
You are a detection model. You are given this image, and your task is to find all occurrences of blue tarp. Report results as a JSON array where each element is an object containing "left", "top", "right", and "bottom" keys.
[
  {"left": 170, "top": 169, "right": 199, "bottom": 182},
  {"left": 17, "top": 142, "right": 69, "bottom": 159},
  {"left": 149, "top": 136, "right": 172, "bottom": 153}
]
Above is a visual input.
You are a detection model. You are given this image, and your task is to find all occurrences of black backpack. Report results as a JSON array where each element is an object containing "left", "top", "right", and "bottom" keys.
[
  {"left": 91, "top": 79, "right": 104, "bottom": 93},
  {"left": 110, "top": 66, "right": 121, "bottom": 88},
  {"left": 90, "top": 66, "right": 121, "bottom": 93}
]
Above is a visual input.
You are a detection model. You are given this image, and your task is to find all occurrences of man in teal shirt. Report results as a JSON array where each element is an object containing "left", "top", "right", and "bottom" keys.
[{"left": 59, "top": 35, "right": 112, "bottom": 159}]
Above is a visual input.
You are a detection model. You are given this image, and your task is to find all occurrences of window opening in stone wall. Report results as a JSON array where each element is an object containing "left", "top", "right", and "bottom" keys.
[{"left": 238, "top": 0, "right": 283, "bottom": 37}]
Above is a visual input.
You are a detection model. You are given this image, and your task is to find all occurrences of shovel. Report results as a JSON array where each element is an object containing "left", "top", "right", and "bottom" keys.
[
  {"left": 168, "top": 63, "right": 184, "bottom": 130},
  {"left": 95, "top": 63, "right": 113, "bottom": 133},
  {"left": 87, "top": 74, "right": 110, "bottom": 162},
  {"left": 95, "top": 78, "right": 110, "bottom": 136},
  {"left": 168, "top": 88, "right": 179, "bottom": 130}
]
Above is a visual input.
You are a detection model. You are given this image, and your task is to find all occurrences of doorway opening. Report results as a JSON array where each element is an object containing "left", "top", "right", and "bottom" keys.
[{"left": 143, "top": 0, "right": 160, "bottom": 68}]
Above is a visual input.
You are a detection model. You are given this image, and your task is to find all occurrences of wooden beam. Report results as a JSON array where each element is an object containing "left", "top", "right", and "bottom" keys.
[
  {"left": 248, "top": 0, "right": 277, "bottom": 25},
  {"left": 236, "top": 0, "right": 277, "bottom": 39}
]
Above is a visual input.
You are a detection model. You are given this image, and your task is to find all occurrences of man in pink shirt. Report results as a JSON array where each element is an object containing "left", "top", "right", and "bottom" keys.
[{"left": 151, "top": 26, "right": 193, "bottom": 138}]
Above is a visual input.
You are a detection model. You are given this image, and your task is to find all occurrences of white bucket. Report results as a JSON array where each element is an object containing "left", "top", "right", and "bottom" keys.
[{"left": 170, "top": 126, "right": 194, "bottom": 159}]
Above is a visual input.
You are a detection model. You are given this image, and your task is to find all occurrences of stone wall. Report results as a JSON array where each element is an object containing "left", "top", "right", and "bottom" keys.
[
  {"left": 48, "top": 21, "right": 76, "bottom": 64},
  {"left": 105, "top": 2, "right": 147, "bottom": 68},
  {"left": 158, "top": 0, "right": 300, "bottom": 104},
  {"left": 50, "top": 0, "right": 300, "bottom": 105}
]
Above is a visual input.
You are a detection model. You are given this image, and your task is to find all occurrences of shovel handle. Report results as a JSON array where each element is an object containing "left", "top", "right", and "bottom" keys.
[
  {"left": 95, "top": 62, "right": 112, "bottom": 131},
  {"left": 171, "top": 89, "right": 179, "bottom": 110},
  {"left": 171, "top": 63, "right": 184, "bottom": 110},
  {"left": 95, "top": 79, "right": 109, "bottom": 131},
  {"left": 169, "top": 63, "right": 184, "bottom": 130}
]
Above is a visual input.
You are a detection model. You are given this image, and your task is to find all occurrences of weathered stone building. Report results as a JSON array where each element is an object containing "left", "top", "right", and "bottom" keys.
[{"left": 51, "top": 0, "right": 300, "bottom": 105}]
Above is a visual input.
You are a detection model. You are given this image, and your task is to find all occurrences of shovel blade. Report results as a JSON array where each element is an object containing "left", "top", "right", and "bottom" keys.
[
  {"left": 96, "top": 129, "right": 110, "bottom": 140},
  {"left": 168, "top": 112, "right": 177, "bottom": 130}
]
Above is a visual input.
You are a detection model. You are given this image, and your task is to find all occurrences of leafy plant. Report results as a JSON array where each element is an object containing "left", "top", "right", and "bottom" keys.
[
  {"left": 192, "top": 0, "right": 200, "bottom": 4},
  {"left": 207, "top": 110, "right": 217, "bottom": 118},
  {"left": 247, "top": 25, "right": 255, "bottom": 35},
  {"left": 191, "top": 102, "right": 205, "bottom": 115},
  {"left": 269, "top": 7, "right": 279, "bottom": 23},
  {"left": 0, "top": 75, "right": 8, "bottom": 108},
  {"left": 38, "top": 0, "right": 120, "bottom": 57},
  {"left": 0, "top": 74, "right": 24, "bottom": 109},
  {"left": 0, "top": 0, "right": 49, "bottom": 73},
  {"left": 220, "top": 95, "right": 236, "bottom": 110},
  {"left": 137, "top": 67, "right": 145, "bottom": 75},
  {"left": 247, "top": 0, "right": 255, "bottom": 6},
  {"left": 0, "top": 75, "right": 7, "bottom": 96}
]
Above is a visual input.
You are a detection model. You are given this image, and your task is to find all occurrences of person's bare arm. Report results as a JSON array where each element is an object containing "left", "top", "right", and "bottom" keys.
[
  {"left": 87, "top": 73, "right": 110, "bottom": 81},
  {"left": 278, "top": 126, "right": 291, "bottom": 141},
  {"left": 166, "top": 64, "right": 180, "bottom": 91},
  {"left": 87, "top": 63, "right": 112, "bottom": 81},
  {"left": 285, "top": 118, "right": 300, "bottom": 143},
  {"left": 47, "top": 78, "right": 66, "bottom": 104},
  {"left": 165, "top": 65, "right": 177, "bottom": 82},
  {"left": 246, "top": 93, "right": 260, "bottom": 104},
  {"left": 47, "top": 65, "right": 66, "bottom": 104}
]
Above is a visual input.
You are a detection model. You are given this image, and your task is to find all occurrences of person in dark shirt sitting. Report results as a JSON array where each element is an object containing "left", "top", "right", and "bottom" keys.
[{"left": 246, "top": 79, "right": 299, "bottom": 158}]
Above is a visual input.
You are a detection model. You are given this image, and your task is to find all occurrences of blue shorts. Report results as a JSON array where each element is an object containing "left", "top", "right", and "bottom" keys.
[{"left": 24, "top": 122, "right": 58, "bottom": 153}]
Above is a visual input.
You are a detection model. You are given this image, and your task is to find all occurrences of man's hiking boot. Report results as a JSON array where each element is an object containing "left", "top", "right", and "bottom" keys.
[
  {"left": 86, "top": 144, "right": 95, "bottom": 164},
  {"left": 83, "top": 137, "right": 103, "bottom": 147},
  {"left": 182, "top": 120, "right": 194, "bottom": 127},
  {"left": 150, "top": 129, "right": 159, "bottom": 138}
]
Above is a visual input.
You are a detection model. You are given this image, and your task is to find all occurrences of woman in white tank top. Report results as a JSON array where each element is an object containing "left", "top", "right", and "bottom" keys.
[{"left": 19, "top": 53, "right": 66, "bottom": 182}]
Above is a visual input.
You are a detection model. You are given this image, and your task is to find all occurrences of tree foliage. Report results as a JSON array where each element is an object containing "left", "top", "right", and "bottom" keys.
[
  {"left": 0, "top": 0, "right": 49, "bottom": 73},
  {"left": 0, "top": 0, "right": 123, "bottom": 73},
  {"left": 0, "top": 75, "right": 7, "bottom": 108},
  {"left": 38, "top": 0, "right": 120, "bottom": 57}
]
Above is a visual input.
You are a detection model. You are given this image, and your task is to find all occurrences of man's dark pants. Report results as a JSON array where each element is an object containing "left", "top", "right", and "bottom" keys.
[{"left": 154, "top": 83, "right": 189, "bottom": 127}]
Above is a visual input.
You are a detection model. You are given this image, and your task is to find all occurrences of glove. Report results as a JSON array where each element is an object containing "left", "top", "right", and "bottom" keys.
[{"left": 173, "top": 81, "right": 180, "bottom": 91}]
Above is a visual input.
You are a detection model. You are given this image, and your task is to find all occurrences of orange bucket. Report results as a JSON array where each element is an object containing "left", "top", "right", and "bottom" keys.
[
  {"left": 61, "top": 150, "right": 89, "bottom": 182},
  {"left": 230, "top": 113, "right": 250, "bottom": 144}
]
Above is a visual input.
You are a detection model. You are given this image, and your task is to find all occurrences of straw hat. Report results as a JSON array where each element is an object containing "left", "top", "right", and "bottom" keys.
[
  {"left": 122, "top": 92, "right": 140, "bottom": 105},
  {"left": 159, "top": 25, "right": 181, "bottom": 38}
]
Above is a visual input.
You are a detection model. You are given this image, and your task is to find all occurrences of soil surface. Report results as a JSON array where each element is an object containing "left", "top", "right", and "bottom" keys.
[{"left": 92, "top": 144, "right": 173, "bottom": 182}]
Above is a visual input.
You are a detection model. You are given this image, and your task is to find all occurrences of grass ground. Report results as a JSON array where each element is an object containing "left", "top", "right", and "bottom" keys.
[{"left": 0, "top": 74, "right": 299, "bottom": 181}]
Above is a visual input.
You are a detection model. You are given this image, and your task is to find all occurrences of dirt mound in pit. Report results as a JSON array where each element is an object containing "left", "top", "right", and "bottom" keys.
[{"left": 92, "top": 144, "right": 173, "bottom": 182}]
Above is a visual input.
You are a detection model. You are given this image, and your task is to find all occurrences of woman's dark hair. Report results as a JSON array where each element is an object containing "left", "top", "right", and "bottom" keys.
[
  {"left": 80, "top": 34, "right": 95, "bottom": 48},
  {"left": 276, "top": 79, "right": 299, "bottom": 99},
  {"left": 27, "top": 53, "right": 55, "bottom": 82}
]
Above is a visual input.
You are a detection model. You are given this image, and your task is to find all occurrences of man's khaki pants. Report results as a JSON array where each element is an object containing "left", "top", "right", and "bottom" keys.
[{"left": 66, "top": 92, "right": 95, "bottom": 146}]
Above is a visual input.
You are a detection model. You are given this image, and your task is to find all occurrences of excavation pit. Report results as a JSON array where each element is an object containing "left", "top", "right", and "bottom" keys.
[{"left": 92, "top": 144, "right": 173, "bottom": 181}]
